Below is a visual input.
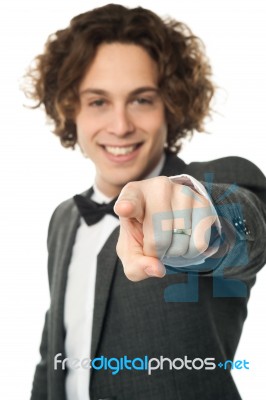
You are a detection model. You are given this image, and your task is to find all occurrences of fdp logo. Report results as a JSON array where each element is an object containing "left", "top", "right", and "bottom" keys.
[
  {"left": 217, "top": 359, "right": 250, "bottom": 370},
  {"left": 152, "top": 173, "right": 250, "bottom": 302}
]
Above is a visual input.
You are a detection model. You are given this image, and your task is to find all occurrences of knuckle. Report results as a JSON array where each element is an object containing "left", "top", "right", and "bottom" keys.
[
  {"left": 116, "top": 239, "right": 129, "bottom": 261},
  {"left": 194, "top": 193, "right": 210, "bottom": 208},
  {"left": 123, "top": 181, "right": 137, "bottom": 190},
  {"left": 180, "top": 185, "right": 194, "bottom": 197},
  {"left": 166, "top": 242, "right": 189, "bottom": 257},
  {"left": 175, "top": 244, "right": 189, "bottom": 256},
  {"left": 125, "top": 272, "right": 139, "bottom": 282},
  {"left": 194, "top": 239, "right": 209, "bottom": 254},
  {"left": 116, "top": 233, "right": 124, "bottom": 253},
  {"left": 123, "top": 263, "right": 141, "bottom": 282},
  {"left": 144, "top": 233, "right": 170, "bottom": 258},
  {"left": 149, "top": 176, "right": 171, "bottom": 191},
  {"left": 154, "top": 237, "right": 170, "bottom": 256},
  {"left": 157, "top": 176, "right": 171, "bottom": 185},
  {"left": 116, "top": 242, "right": 122, "bottom": 257}
]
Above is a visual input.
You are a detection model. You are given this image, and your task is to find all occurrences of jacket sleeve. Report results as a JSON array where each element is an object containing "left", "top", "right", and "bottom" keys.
[
  {"left": 165, "top": 157, "right": 266, "bottom": 287},
  {"left": 194, "top": 157, "right": 266, "bottom": 286},
  {"left": 206, "top": 181, "right": 266, "bottom": 281}
]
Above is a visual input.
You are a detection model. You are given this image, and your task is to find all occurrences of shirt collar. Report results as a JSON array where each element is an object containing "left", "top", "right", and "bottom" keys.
[{"left": 93, "top": 152, "right": 166, "bottom": 203}]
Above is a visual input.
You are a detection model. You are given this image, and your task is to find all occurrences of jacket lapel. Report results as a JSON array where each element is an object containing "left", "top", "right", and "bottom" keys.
[
  {"left": 90, "top": 227, "right": 120, "bottom": 361},
  {"left": 50, "top": 202, "right": 81, "bottom": 358},
  {"left": 161, "top": 152, "right": 187, "bottom": 176}
]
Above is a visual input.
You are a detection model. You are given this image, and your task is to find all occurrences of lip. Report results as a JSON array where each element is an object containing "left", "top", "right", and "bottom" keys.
[{"left": 99, "top": 142, "right": 143, "bottom": 164}]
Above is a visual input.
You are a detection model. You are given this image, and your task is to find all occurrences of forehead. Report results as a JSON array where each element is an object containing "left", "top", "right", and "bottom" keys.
[{"left": 79, "top": 43, "right": 159, "bottom": 93}]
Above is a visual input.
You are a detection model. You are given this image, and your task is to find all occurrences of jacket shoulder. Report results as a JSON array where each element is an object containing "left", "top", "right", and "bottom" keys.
[
  {"left": 186, "top": 156, "right": 265, "bottom": 184},
  {"left": 46, "top": 196, "right": 81, "bottom": 288},
  {"left": 47, "top": 187, "right": 90, "bottom": 236},
  {"left": 185, "top": 156, "right": 266, "bottom": 203},
  {"left": 47, "top": 197, "right": 76, "bottom": 237}
]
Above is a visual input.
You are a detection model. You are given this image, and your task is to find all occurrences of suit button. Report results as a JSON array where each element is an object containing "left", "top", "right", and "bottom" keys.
[{"left": 233, "top": 217, "right": 251, "bottom": 235}]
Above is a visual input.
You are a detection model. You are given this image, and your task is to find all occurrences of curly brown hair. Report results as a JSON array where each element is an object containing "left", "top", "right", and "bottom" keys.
[{"left": 24, "top": 3, "right": 215, "bottom": 153}]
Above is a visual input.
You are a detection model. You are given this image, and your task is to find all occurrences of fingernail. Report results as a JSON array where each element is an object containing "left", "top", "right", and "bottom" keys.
[{"left": 144, "top": 263, "right": 166, "bottom": 278}]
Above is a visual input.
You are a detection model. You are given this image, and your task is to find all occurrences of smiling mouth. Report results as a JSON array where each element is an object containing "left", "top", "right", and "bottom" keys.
[{"left": 102, "top": 143, "right": 143, "bottom": 156}]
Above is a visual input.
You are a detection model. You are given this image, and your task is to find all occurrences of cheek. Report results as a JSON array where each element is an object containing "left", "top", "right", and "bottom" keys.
[
  {"left": 150, "top": 109, "right": 167, "bottom": 138},
  {"left": 76, "top": 115, "right": 92, "bottom": 143},
  {"left": 76, "top": 127, "right": 86, "bottom": 148},
  {"left": 76, "top": 128, "right": 91, "bottom": 156},
  {"left": 151, "top": 118, "right": 167, "bottom": 143},
  {"left": 139, "top": 111, "right": 167, "bottom": 139}
]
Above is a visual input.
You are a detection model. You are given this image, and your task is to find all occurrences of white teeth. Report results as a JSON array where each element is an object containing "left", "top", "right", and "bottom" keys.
[{"left": 105, "top": 145, "right": 137, "bottom": 156}]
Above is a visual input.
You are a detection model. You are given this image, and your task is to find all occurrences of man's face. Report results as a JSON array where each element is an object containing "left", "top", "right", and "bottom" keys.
[{"left": 76, "top": 43, "right": 167, "bottom": 197}]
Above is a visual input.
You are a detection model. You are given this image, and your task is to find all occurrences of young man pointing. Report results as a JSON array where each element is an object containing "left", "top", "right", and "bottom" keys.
[{"left": 26, "top": 4, "right": 266, "bottom": 400}]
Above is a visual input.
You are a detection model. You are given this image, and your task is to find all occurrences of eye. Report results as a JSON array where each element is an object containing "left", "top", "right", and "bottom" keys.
[
  {"left": 89, "top": 99, "right": 106, "bottom": 107},
  {"left": 134, "top": 97, "right": 153, "bottom": 105}
]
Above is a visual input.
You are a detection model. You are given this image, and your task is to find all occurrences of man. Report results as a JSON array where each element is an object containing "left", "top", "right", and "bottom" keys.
[{"left": 26, "top": 4, "right": 266, "bottom": 400}]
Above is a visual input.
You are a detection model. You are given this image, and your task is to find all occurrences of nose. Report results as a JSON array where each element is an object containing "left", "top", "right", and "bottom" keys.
[{"left": 107, "top": 106, "right": 134, "bottom": 137}]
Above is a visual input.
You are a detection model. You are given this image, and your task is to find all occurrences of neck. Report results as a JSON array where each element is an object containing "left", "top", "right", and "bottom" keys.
[
  {"left": 94, "top": 153, "right": 166, "bottom": 198},
  {"left": 94, "top": 179, "right": 122, "bottom": 199}
]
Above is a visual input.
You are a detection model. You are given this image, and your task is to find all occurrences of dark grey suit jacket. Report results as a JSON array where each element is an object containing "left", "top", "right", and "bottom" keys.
[{"left": 30, "top": 153, "right": 266, "bottom": 400}]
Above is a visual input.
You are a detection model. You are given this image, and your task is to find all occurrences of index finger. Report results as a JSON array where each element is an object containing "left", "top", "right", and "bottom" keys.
[{"left": 114, "top": 182, "right": 145, "bottom": 222}]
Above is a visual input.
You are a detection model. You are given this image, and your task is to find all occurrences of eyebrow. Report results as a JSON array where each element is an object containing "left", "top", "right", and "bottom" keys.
[{"left": 79, "top": 86, "right": 159, "bottom": 97}]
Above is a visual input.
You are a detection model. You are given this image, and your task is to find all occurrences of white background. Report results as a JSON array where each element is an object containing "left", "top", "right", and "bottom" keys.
[{"left": 0, "top": 0, "right": 266, "bottom": 399}]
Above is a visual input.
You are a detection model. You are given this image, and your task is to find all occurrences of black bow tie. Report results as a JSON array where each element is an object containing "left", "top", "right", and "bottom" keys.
[{"left": 73, "top": 188, "right": 119, "bottom": 226}]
